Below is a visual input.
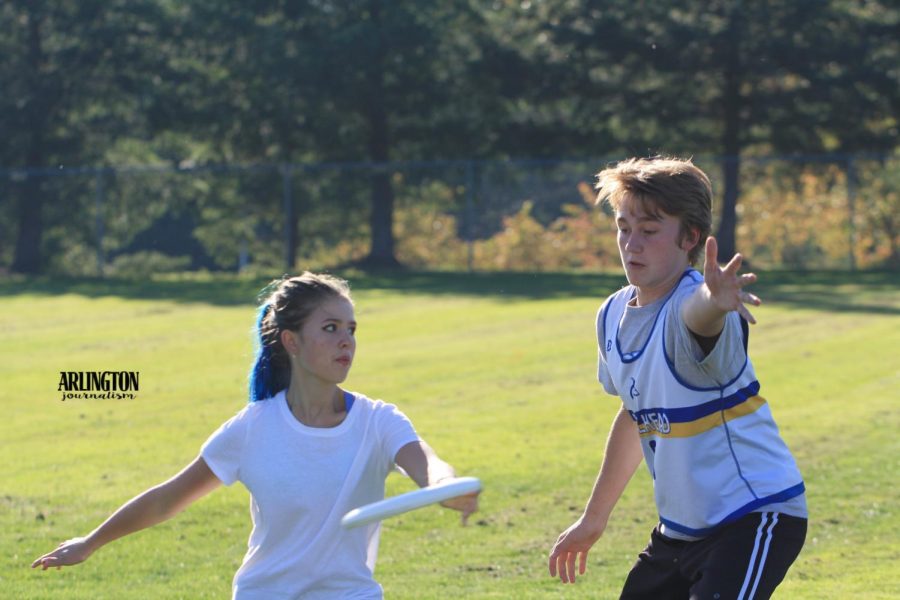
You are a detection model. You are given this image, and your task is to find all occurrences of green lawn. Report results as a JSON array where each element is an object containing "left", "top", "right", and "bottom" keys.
[{"left": 1, "top": 270, "right": 897, "bottom": 599}]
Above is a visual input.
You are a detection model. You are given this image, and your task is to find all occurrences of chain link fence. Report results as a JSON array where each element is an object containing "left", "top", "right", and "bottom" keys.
[{"left": 1, "top": 153, "right": 897, "bottom": 276}]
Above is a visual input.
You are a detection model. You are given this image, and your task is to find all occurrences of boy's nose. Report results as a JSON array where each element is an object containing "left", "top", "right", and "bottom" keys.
[{"left": 624, "top": 235, "right": 641, "bottom": 251}]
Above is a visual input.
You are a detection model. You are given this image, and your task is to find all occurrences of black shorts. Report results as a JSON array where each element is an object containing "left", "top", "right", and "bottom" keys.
[{"left": 620, "top": 512, "right": 807, "bottom": 600}]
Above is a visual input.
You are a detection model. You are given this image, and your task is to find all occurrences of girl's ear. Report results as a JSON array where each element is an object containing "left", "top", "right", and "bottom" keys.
[{"left": 280, "top": 329, "right": 299, "bottom": 356}]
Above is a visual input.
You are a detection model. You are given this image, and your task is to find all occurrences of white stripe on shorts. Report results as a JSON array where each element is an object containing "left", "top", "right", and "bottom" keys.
[{"left": 737, "top": 512, "right": 775, "bottom": 600}]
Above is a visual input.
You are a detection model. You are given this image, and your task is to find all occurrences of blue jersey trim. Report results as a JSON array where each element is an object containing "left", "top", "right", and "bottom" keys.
[
  {"left": 628, "top": 381, "right": 761, "bottom": 424},
  {"left": 659, "top": 482, "right": 806, "bottom": 536},
  {"left": 616, "top": 270, "right": 698, "bottom": 364},
  {"left": 722, "top": 399, "right": 760, "bottom": 499},
  {"left": 344, "top": 390, "right": 355, "bottom": 412},
  {"left": 662, "top": 302, "right": 750, "bottom": 393},
  {"left": 600, "top": 294, "right": 615, "bottom": 355}
]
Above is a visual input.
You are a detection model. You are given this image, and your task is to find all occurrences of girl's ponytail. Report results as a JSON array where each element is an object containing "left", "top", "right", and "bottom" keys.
[{"left": 248, "top": 303, "right": 289, "bottom": 402}]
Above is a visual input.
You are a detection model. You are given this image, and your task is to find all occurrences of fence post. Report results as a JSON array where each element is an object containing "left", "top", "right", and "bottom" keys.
[
  {"left": 95, "top": 168, "right": 106, "bottom": 277},
  {"left": 846, "top": 156, "right": 857, "bottom": 271},
  {"left": 282, "top": 164, "right": 296, "bottom": 271},
  {"left": 465, "top": 160, "right": 475, "bottom": 272}
]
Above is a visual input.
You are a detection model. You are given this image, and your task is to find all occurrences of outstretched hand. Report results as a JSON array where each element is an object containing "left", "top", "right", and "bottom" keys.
[
  {"left": 703, "top": 236, "right": 761, "bottom": 324},
  {"left": 31, "top": 537, "right": 94, "bottom": 571}
]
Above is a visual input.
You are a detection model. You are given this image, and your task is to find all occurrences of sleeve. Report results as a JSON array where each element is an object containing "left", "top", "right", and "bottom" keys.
[
  {"left": 598, "top": 350, "right": 618, "bottom": 396},
  {"left": 200, "top": 408, "right": 250, "bottom": 486},
  {"left": 694, "top": 311, "right": 748, "bottom": 380},
  {"left": 375, "top": 402, "right": 421, "bottom": 464},
  {"left": 596, "top": 299, "right": 619, "bottom": 396},
  {"left": 668, "top": 284, "right": 748, "bottom": 385}
]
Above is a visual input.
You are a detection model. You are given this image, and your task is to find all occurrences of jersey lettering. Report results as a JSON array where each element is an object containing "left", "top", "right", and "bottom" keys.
[{"left": 636, "top": 411, "right": 671, "bottom": 435}]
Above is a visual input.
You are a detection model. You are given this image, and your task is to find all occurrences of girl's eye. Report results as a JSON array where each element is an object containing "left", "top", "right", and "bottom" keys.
[
  {"left": 324, "top": 323, "right": 355, "bottom": 335},
  {"left": 643, "top": 230, "right": 657, "bottom": 236}
]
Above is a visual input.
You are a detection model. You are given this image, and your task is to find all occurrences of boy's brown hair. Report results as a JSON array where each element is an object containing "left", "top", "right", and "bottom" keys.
[{"left": 595, "top": 157, "right": 712, "bottom": 265}]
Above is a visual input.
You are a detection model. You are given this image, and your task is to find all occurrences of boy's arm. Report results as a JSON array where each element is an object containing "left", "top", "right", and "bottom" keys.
[
  {"left": 548, "top": 405, "right": 644, "bottom": 583},
  {"left": 682, "top": 236, "right": 761, "bottom": 338}
]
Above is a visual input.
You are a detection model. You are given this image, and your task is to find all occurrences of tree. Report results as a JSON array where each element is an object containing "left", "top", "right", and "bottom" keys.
[
  {"left": 285, "top": 0, "right": 495, "bottom": 267},
  {"left": 0, "top": 0, "right": 166, "bottom": 273},
  {"left": 540, "top": 0, "right": 899, "bottom": 258},
  {"left": 643, "top": 0, "right": 899, "bottom": 257},
  {"left": 161, "top": 1, "right": 499, "bottom": 269}
]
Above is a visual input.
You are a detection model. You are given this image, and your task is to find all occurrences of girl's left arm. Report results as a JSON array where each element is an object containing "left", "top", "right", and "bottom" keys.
[{"left": 394, "top": 441, "right": 479, "bottom": 524}]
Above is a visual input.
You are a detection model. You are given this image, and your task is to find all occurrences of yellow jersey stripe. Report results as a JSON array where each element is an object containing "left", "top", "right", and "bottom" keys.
[{"left": 638, "top": 396, "right": 768, "bottom": 438}]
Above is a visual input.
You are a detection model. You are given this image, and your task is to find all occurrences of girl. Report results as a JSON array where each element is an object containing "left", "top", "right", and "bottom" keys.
[{"left": 33, "top": 272, "right": 478, "bottom": 599}]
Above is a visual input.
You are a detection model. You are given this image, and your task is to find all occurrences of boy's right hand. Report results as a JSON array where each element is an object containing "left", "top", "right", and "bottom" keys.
[
  {"left": 702, "top": 236, "right": 760, "bottom": 324},
  {"left": 31, "top": 537, "right": 94, "bottom": 570},
  {"left": 548, "top": 516, "right": 606, "bottom": 583}
]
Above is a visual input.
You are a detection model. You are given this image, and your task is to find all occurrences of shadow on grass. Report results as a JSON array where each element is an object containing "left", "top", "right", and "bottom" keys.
[
  {"left": 0, "top": 269, "right": 896, "bottom": 314},
  {"left": 0, "top": 274, "right": 266, "bottom": 306},
  {"left": 0, "top": 270, "right": 628, "bottom": 306},
  {"left": 749, "top": 270, "right": 900, "bottom": 316}
]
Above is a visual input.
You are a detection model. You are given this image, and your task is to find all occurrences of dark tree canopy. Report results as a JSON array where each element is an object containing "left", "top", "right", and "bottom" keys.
[{"left": 1, "top": 0, "right": 897, "bottom": 272}]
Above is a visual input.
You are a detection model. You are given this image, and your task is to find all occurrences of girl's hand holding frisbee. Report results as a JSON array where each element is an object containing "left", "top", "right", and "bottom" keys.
[
  {"left": 439, "top": 485, "right": 480, "bottom": 525},
  {"left": 341, "top": 477, "right": 482, "bottom": 529}
]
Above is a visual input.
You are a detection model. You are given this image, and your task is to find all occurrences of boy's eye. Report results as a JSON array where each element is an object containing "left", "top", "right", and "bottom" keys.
[
  {"left": 643, "top": 230, "right": 657, "bottom": 235},
  {"left": 349, "top": 327, "right": 356, "bottom": 336}
]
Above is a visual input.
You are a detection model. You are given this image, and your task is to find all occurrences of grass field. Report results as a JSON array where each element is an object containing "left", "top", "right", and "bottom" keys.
[{"left": 1, "top": 270, "right": 898, "bottom": 599}]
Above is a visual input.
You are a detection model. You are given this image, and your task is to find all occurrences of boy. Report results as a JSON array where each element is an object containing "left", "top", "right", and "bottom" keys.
[{"left": 548, "top": 157, "right": 807, "bottom": 599}]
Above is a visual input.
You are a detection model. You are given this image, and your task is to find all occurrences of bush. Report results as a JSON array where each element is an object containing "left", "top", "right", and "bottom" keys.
[{"left": 105, "top": 251, "right": 192, "bottom": 278}]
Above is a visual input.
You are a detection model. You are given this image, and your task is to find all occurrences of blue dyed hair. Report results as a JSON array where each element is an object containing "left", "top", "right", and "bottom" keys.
[
  {"left": 249, "top": 303, "right": 284, "bottom": 402},
  {"left": 248, "top": 273, "right": 352, "bottom": 402}
]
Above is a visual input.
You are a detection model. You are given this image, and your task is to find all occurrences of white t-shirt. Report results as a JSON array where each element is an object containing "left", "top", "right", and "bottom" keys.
[{"left": 201, "top": 390, "right": 420, "bottom": 600}]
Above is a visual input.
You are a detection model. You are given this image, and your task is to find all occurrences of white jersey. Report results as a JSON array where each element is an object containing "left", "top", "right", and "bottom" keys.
[
  {"left": 201, "top": 390, "right": 420, "bottom": 599},
  {"left": 598, "top": 270, "right": 805, "bottom": 537}
]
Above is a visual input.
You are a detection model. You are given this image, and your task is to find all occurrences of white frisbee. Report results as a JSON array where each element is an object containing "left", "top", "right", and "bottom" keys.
[{"left": 341, "top": 476, "right": 481, "bottom": 529}]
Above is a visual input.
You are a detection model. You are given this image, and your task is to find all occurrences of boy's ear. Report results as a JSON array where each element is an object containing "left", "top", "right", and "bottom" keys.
[{"left": 681, "top": 227, "right": 701, "bottom": 251}]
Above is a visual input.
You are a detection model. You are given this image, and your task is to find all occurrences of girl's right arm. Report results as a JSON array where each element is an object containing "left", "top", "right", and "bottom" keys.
[{"left": 31, "top": 456, "right": 222, "bottom": 570}]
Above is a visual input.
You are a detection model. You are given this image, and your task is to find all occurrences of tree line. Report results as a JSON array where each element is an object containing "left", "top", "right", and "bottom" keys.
[{"left": 1, "top": 0, "right": 897, "bottom": 274}]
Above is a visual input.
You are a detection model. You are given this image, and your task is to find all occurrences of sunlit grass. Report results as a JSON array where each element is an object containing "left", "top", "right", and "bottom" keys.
[{"left": 1, "top": 270, "right": 897, "bottom": 598}]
